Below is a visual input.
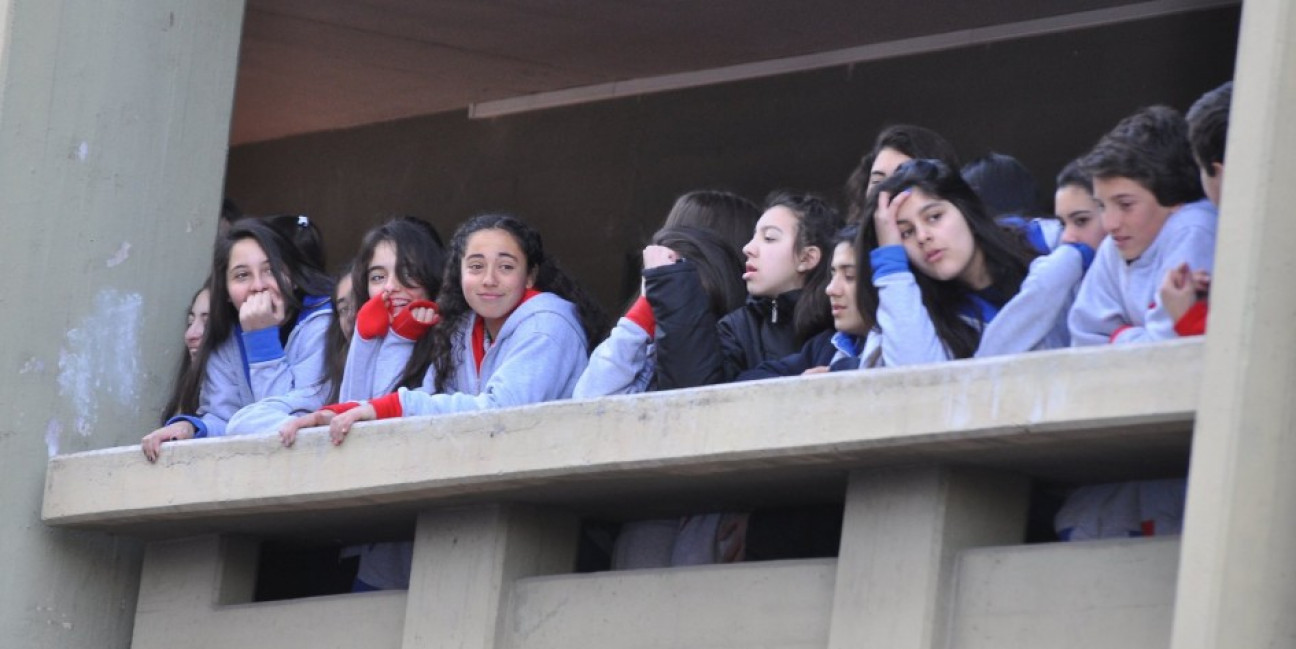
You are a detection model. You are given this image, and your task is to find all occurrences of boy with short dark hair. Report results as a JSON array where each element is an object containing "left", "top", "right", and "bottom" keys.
[
  {"left": 1068, "top": 105, "right": 1218, "bottom": 345},
  {"left": 1159, "top": 81, "right": 1233, "bottom": 336}
]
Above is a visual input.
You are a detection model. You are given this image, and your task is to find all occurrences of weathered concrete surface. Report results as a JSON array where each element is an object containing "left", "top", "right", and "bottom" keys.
[
  {"left": 952, "top": 537, "right": 1180, "bottom": 648},
  {"left": 132, "top": 535, "right": 406, "bottom": 649},
  {"left": 1171, "top": 1, "right": 1296, "bottom": 647},
  {"left": 827, "top": 467, "right": 1029, "bottom": 649},
  {"left": 42, "top": 340, "right": 1201, "bottom": 537},
  {"left": 502, "top": 559, "right": 836, "bottom": 649},
  {"left": 402, "top": 505, "right": 578, "bottom": 649},
  {"left": 0, "top": 1, "right": 243, "bottom": 647}
]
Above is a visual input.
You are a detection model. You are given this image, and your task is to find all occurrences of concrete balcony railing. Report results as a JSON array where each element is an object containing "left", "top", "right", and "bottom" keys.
[{"left": 42, "top": 339, "right": 1202, "bottom": 649}]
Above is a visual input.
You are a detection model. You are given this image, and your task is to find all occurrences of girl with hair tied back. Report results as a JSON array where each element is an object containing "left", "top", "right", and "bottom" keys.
[
  {"left": 229, "top": 217, "right": 448, "bottom": 436},
  {"left": 652, "top": 191, "right": 844, "bottom": 389},
  {"left": 141, "top": 218, "right": 334, "bottom": 461}
]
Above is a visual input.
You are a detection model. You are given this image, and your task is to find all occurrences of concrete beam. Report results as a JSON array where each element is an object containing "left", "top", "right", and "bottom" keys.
[{"left": 42, "top": 340, "right": 1202, "bottom": 536}]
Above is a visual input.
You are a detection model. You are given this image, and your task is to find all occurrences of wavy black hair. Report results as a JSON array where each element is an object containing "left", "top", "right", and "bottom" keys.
[
  {"left": 350, "top": 216, "right": 448, "bottom": 391},
  {"left": 854, "top": 159, "right": 1039, "bottom": 359},
  {"left": 427, "top": 213, "right": 608, "bottom": 393},
  {"left": 845, "top": 124, "right": 961, "bottom": 223}
]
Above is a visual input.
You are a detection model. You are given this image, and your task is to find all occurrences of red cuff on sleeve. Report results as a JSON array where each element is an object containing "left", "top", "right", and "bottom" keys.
[
  {"left": 355, "top": 294, "right": 391, "bottom": 340},
  {"left": 625, "top": 295, "right": 656, "bottom": 338},
  {"left": 1174, "top": 300, "right": 1209, "bottom": 337},
  {"left": 391, "top": 300, "right": 440, "bottom": 340},
  {"left": 321, "top": 401, "right": 361, "bottom": 415},
  {"left": 1109, "top": 324, "right": 1134, "bottom": 343},
  {"left": 370, "top": 392, "right": 404, "bottom": 420}
]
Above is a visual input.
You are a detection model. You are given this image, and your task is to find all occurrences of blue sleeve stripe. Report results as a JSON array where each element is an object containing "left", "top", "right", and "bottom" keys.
[
  {"left": 166, "top": 414, "right": 208, "bottom": 438},
  {"left": 1067, "top": 242, "right": 1096, "bottom": 272},
  {"left": 242, "top": 326, "right": 285, "bottom": 364},
  {"left": 870, "top": 245, "right": 910, "bottom": 281}
]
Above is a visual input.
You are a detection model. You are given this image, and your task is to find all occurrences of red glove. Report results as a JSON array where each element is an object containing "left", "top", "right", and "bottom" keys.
[
  {"left": 355, "top": 294, "right": 390, "bottom": 340},
  {"left": 1174, "top": 300, "right": 1209, "bottom": 337},
  {"left": 321, "top": 401, "right": 361, "bottom": 415},
  {"left": 625, "top": 295, "right": 655, "bottom": 338},
  {"left": 369, "top": 392, "right": 404, "bottom": 420},
  {"left": 391, "top": 300, "right": 440, "bottom": 340}
]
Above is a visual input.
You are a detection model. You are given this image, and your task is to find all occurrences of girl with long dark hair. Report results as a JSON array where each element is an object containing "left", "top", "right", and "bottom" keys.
[
  {"left": 141, "top": 218, "right": 333, "bottom": 460},
  {"left": 855, "top": 159, "right": 1094, "bottom": 366},
  {"left": 574, "top": 225, "right": 745, "bottom": 397},
  {"left": 279, "top": 212, "right": 605, "bottom": 444}
]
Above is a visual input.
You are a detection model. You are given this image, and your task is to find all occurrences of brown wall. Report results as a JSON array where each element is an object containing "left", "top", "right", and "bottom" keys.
[{"left": 225, "top": 7, "right": 1238, "bottom": 312}]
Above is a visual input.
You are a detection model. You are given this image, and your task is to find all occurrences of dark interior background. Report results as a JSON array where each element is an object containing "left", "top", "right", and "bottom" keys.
[{"left": 225, "top": 6, "right": 1239, "bottom": 312}]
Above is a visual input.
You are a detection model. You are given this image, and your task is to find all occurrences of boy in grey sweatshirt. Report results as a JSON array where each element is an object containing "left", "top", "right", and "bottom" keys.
[{"left": 1068, "top": 105, "right": 1217, "bottom": 346}]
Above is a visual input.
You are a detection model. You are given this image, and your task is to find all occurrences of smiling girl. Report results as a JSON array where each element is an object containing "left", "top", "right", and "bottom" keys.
[
  {"left": 231, "top": 218, "right": 448, "bottom": 438},
  {"left": 280, "top": 213, "right": 605, "bottom": 446},
  {"left": 159, "top": 282, "right": 212, "bottom": 426},
  {"left": 141, "top": 219, "right": 334, "bottom": 461},
  {"left": 856, "top": 159, "right": 1095, "bottom": 366}
]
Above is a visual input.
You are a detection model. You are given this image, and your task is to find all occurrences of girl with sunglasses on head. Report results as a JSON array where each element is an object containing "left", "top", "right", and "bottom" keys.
[{"left": 855, "top": 159, "right": 1095, "bottom": 367}]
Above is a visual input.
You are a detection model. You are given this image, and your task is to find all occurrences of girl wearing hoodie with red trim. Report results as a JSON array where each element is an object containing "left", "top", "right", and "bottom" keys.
[{"left": 280, "top": 213, "right": 605, "bottom": 445}]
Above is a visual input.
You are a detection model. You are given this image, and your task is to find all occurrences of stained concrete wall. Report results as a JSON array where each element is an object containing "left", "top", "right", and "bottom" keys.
[
  {"left": 224, "top": 6, "right": 1239, "bottom": 310},
  {"left": 1171, "top": 0, "right": 1296, "bottom": 646},
  {"left": 0, "top": 1, "right": 243, "bottom": 647}
]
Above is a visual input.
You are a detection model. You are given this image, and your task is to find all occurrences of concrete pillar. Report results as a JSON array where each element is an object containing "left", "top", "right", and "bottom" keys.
[
  {"left": 132, "top": 535, "right": 258, "bottom": 647},
  {"left": 0, "top": 1, "right": 244, "bottom": 647},
  {"left": 1170, "top": 1, "right": 1296, "bottom": 647},
  {"left": 402, "top": 505, "right": 579, "bottom": 649},
  {"left": 826, "top": 466, "right": 1029, "bottom": 649}
]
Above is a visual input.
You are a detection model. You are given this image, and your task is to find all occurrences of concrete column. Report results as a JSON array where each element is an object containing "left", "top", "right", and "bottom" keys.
[
  {"left": 131, "top": 535, "right": 258, "bottom": 647},
  {"left": 0, "top": 0, "right": 244, "bottom": 647},
  {"left": 1171, "top": 1, "right": 1296, "bottom": 648},
  {"left": 827, "top": 466, "right": 1029, "bottom": 649},
  {"left": 401, "top": 505, "right": 579, "bottom": 649}
]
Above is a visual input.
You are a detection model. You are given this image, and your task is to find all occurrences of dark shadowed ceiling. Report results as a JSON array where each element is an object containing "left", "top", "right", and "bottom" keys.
[{"left": 230, "top": 0, "right": 1225, "bottom": 144}]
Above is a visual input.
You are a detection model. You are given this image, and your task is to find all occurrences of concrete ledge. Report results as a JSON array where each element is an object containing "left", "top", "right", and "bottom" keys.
[
  {"left": 43, "top": 340, "right": 1201, "bottom": 536},
  {"left": 949, "top": 537, "right": 1180, "bottom": 648},
  {"left": 136, "top": 590, "right": 408, "bottom": 649},
  {"left": 502, "top": 559, "right": 836, "bottom": 649}
]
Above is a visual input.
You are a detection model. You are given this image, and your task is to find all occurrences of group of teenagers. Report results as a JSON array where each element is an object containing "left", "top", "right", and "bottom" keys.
[{"left": 140, "top": 80, "right": 1232, "bottom": 586}]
